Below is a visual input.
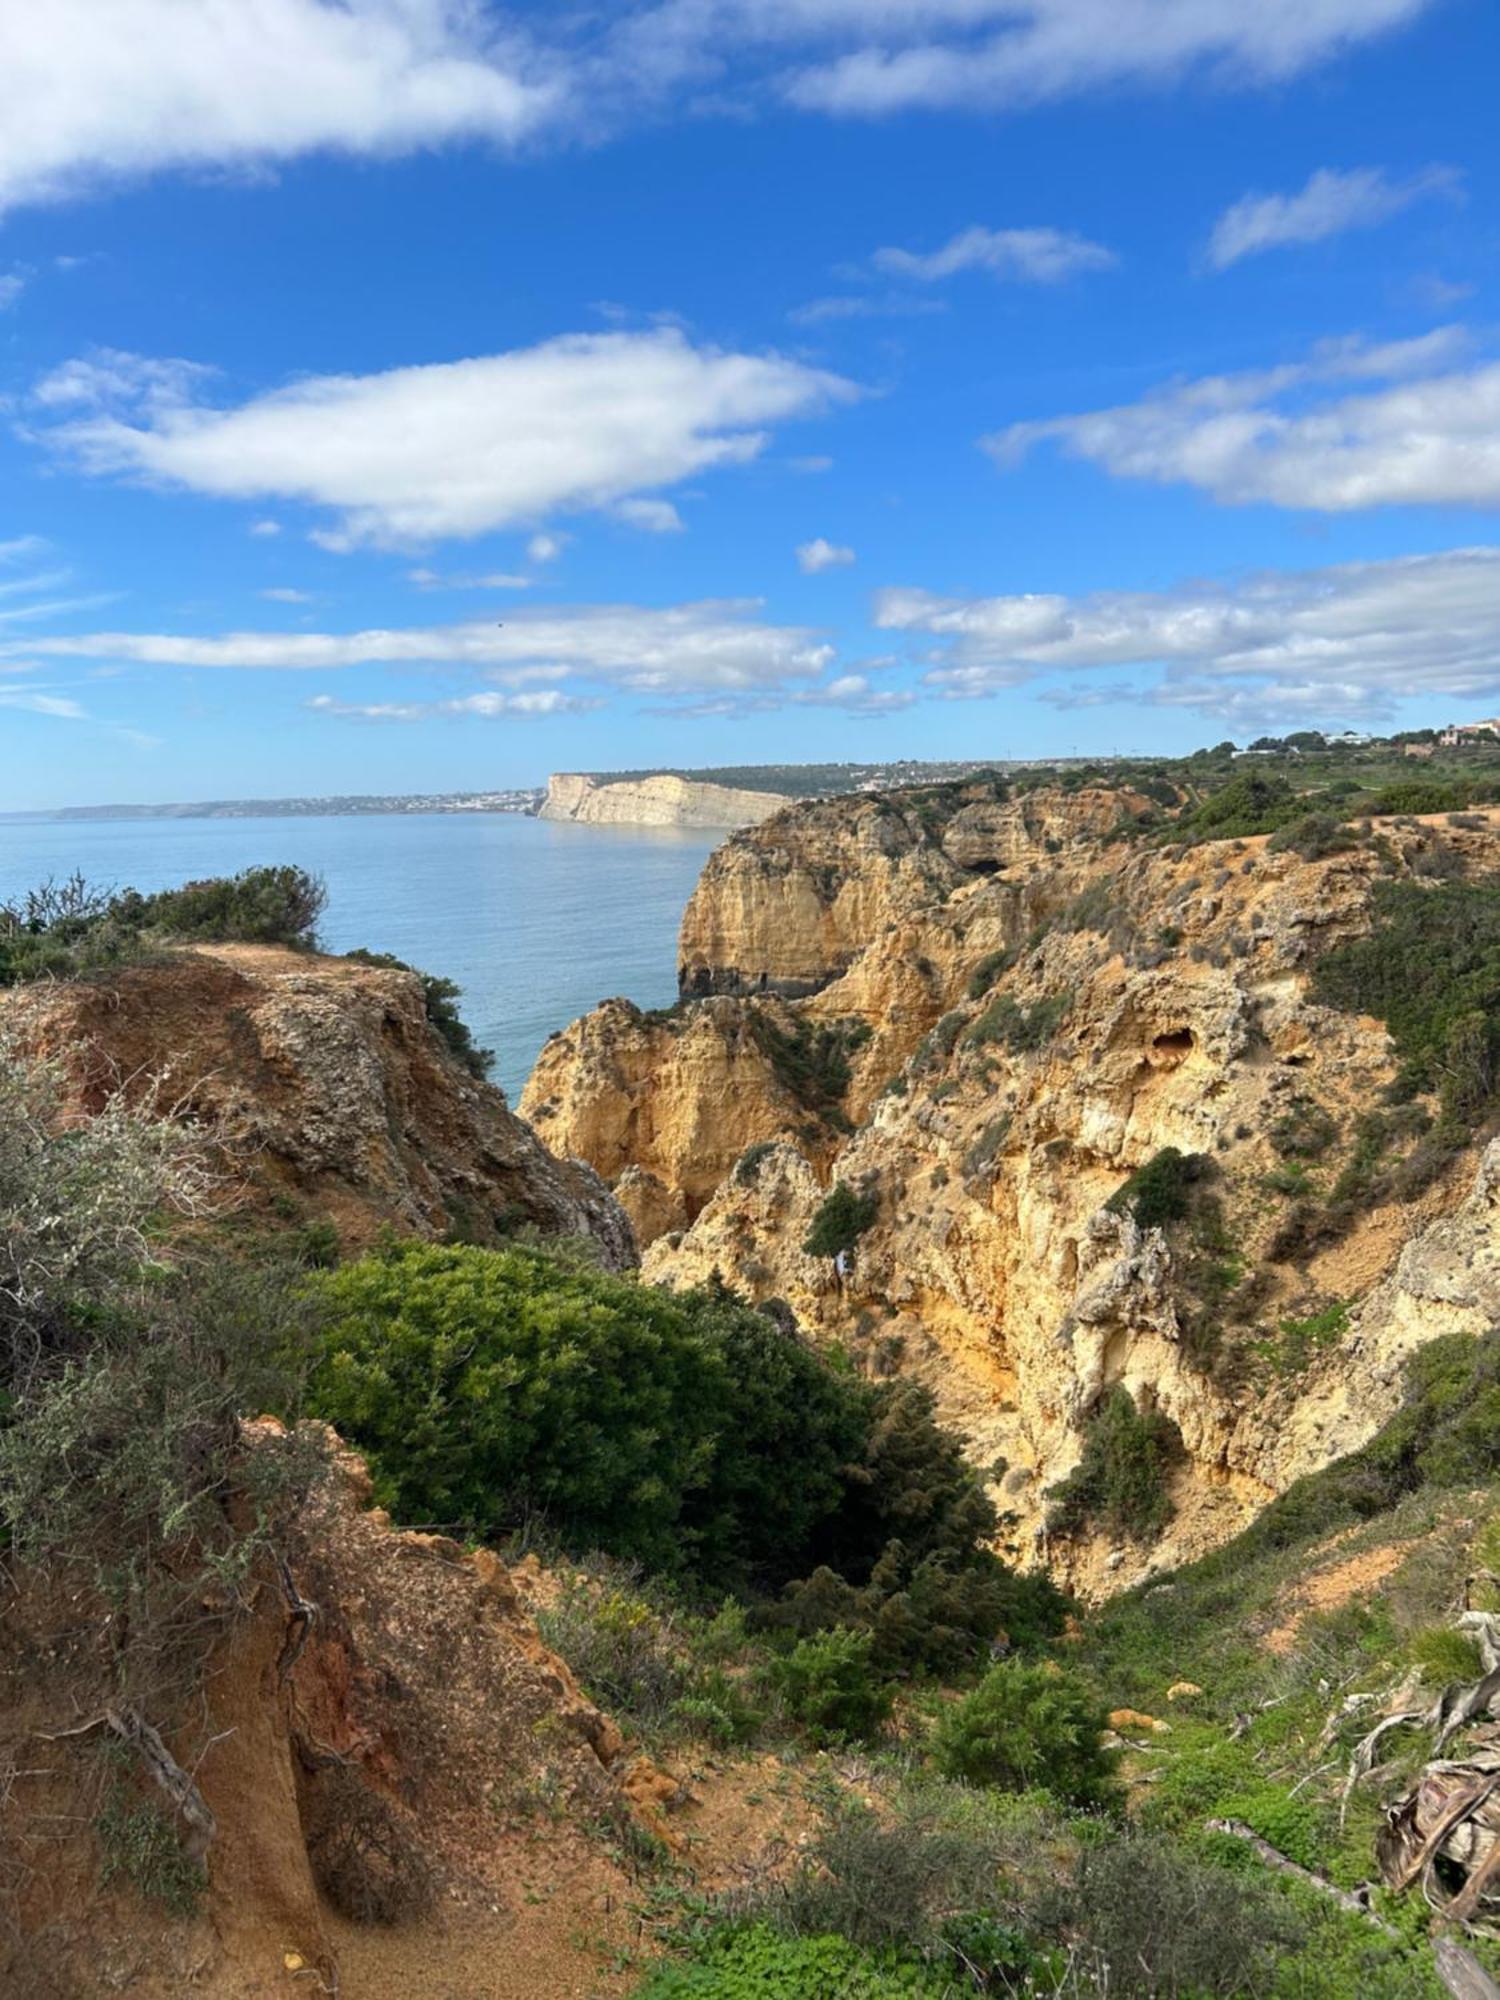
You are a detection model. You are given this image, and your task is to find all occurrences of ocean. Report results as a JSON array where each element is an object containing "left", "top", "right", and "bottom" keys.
[{"left": 0, "top": 812, "right": 721, "bottom": 1100}]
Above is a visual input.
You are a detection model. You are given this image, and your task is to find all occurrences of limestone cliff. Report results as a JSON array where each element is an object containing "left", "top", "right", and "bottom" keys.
[
  {"left": 540, "top": 770, "right": 788, "bottom": 829},
  {"left": 0, "top": 943, "right": 634, "bottom": 1268},
  {"left": 531, "top": 777, "right": 1500, "bottom": 1594}
]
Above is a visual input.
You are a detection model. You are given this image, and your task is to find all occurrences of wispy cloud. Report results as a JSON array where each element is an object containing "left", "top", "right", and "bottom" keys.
[
  {"left": 985, "top": 327, "right": 1500, "bottom": 511},
  {"left": 787, "top": 293, "right": 948, "bottom": 326},
  {"left": 3, "top": 601, "right": 838, "bottom": 699},
  {"left": 876, "top": 545, "right": 1500, "bottom": 725},
  {"left": 1208, "top": 164, "right": 1462, "bottom": 268},
  {"left": 260, "top": 587, "right": 315, "bottom": 604},
  {"left": 29, "top": 332, "right": 855, "bottom": 551},
  {"left": 307, "top": 689, "right": 601, "bottom": 723},
  {"left": 873, "top": 225, "right": 1116, "bottom": 284}
]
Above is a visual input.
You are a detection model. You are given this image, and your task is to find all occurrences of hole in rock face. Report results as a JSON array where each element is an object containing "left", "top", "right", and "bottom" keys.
[{"left": 1152, "top": 1028, "right": 1195, "bottom": 1062}]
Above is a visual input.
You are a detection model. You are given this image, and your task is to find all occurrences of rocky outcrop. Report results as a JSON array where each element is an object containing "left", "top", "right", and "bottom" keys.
[
  {"left": 677, "top": 782, "right": 1143, "bottom": 996},
  {"left": 0, "top": 943, "right": 634, "bottom": 1268},
  {"left": 535, "top": 780, "right": 1500, "bottom": 1592},
  {"left": 540, "top": 771, "right": 788, "bottom": 829}
]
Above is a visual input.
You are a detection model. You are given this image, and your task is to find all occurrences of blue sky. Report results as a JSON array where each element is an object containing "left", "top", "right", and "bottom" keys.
[{"left": 2, "top": 0, "right": 1498, "bottom": 808}]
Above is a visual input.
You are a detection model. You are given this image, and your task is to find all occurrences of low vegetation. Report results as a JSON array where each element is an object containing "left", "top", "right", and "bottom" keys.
[
  {"left": 1045, "top": 1387, "right": 1185, "bottom": 1543},
  {"left": 0, "top": 865, "right": 325, "bottom": 982}
]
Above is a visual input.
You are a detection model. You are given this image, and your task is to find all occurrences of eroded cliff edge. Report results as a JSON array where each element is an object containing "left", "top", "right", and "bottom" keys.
[
  {"left": 523, "top": 777, "right": 1500, "bottom": 1594},
  {"left": 0, "top": 942, "right": 635, "bottom": 1268}
]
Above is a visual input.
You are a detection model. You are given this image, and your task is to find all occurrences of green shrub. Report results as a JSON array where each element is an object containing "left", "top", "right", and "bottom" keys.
[
  {"left": 310, "top": 1247, "right": 865, "bottom": 1591},
  {"left": 965, "top": 949, "right": 1015, "bottom": 1000},
  {"left": 120, "top": 865, "right": 325, "bottom": 948},
  {"left": 1106, "top": 1146, "right": 1208, "bottom": 1230},
  {"left": 771, "top": 1378, "right": 1069, "bottom": 1673},
  {"left": 1167, "top": 772, "right": 1302, "bottom": 844},
  {"left": 0, "top": 865, "right": 325, "bottom": 984},
  {"left": 632, "top": 1926, "right": 944, "bottom": 1998},
  {"left": 965, "top": 990, "right": 1070, "bottom": 1052},
  {"left": 1311, "top": 878, "right": 1500, "bottom": 1131},
  {"left": 1265, "top": 1300, "right": 1349, "bottom": 1376},
  {"left": 768, "top": 1628, "right": 892, "bottom": 1745},
  {"left": 1027, "top": 1834, "right": 1306, "bottom": 1997},
  {"left": 933, "top": 1660, "right": 1117, "bottom": 1805},
  {"left": 1363, "top": 780, "right": 1471, "bottom": 817},
  {"left": 749, "top": 1011, "right": 870, "bottom": 1121},
  {"left": 343, "top": 949, "right": 493, "bottom": 1076},
  {"left": 803, "top": 1182, "right": 879, "bottom": 1259},
  {"left": 95, "top": 1781, "right": 205, "bottom": 1917},
  {"left": 1046, "top": 1387, "right": 1184, "bottom": 1541},
  {"left": 1268, "top": 1096, "right": 1339, "bottom": 1159},
  {"left": 1266, "top": 812, "right": 1354, "bottom": 861}
]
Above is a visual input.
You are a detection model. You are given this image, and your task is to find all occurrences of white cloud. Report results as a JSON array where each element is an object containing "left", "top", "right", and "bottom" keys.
[
  {"left": 771, "top": 0, "right": 1435, "bottom": 115},
  {"left": 1209, "top": 164, "right": 1461, "bottom": 268},
  {"left": 0, "top": 3, "right": 1440, "bottom": 224},
  {"left": 308, "top": 689, "right": 600, "bottom": 723},
  {"left": 610, "top": 496, "right": 685, "bottom": 533},
  {"left": 31, "top": 331, "right": 853, "bottom": 550},
  {"left": 986, "top": 328, "right": 1500, "bottom": 511},
  {"left": 876, "top": 546, "right": 1500, "bottom": 725},
  {"left": 260, "top": 587, "right": 314, "bottom": 604},
  {"left": 4, "top": 600, "right": 837, "bottom": 697},
  {"left": 407, "top": 566, "right": 532, "bottom": 590},
  {"left": 0, "top": 271, "right": 27, "bottom": 311},
  {"left": 249, "top": 518, "right": 282, "bottom": 538},
  {"left": 32, "top": 348, "right": 215, "bottom": 410},
  {"left": 797, "top": 536, "right": 855, "bottom": 573},
  {"left": 527, "top": 532, "right": 568, "bottom": 565},
  {"left": 873, "top": 225, "right": 1116, "bottom": 284},
  {"left": 0, "top": 0, "right": 553, "bottom": 218}
]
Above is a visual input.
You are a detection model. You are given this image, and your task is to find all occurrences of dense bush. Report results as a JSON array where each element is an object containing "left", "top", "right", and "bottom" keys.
[
  {"left": 0, "top": 865, "right": 325, "bottom": 984},
  {"left": 1106, "top": 1146, "right": 1209, "bottom": 1230},
  {"left": 932, "top": 1660, "right": 1117, "bottom": 1806},
  {"left": 802, "top": 1181, "right": 879, "bottom": 1258},
  {"left": 775, "top": 1377, "right": 1068, "bottom": 1672},
  {"left": 768, "top": 1627, "right": 893, "bottom": 1744},
  {"left": 1167, "top": 772, "right": 1303, "bottom": 844},
  {"left": 309, "top": 1246, "right": 1055, "bottom": 1669},
  {"left": 118, "top": 865, "right": 325, "bottom": 948},
  {"left": 1312, "top": 877, "right": 1500, "bottom": 1132},
  {"left": 1029, "top": 1834, "right": 1305, "bottom": 1998},
  {"left": 749, "top": 1010, "right": 870, "bottom": 1123},
  {"left": 1266, "top": 811, "right": 1355, "bottom": 861},
  {"left": 342, "top": 948, "right": 493, "bottom": 1077},
  {"left": 1046, "top": 1387, "right": 1184, "bottom": 1542}
]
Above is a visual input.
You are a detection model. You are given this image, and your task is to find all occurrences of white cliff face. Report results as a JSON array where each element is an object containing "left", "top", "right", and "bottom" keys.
[{"left": 539, "top": 772, "right": 788, "bottom": 830}]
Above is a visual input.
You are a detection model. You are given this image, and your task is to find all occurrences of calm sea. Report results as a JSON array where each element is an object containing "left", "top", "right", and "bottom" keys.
[{"left": 0, "top": 813, "right": 720, "bottom": 1100}]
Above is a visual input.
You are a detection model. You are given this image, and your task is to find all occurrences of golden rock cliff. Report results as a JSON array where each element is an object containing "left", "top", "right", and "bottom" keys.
[{"left": 531, "top": 779, "right": 1500, "bottom": 1593}]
